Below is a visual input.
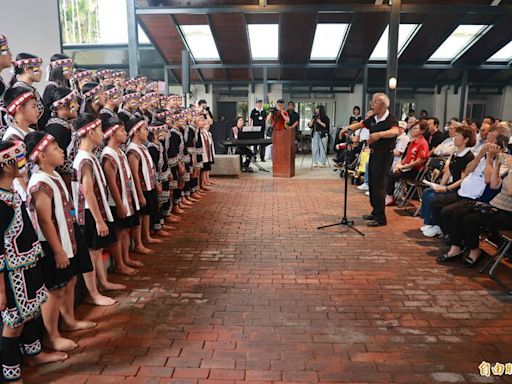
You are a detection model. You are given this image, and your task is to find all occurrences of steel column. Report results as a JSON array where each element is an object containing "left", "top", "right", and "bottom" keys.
[
  {"left": 387, "top": 0, "right": 400, "bottom": 115},
  {"left": 362, "top": 64, "right": 368, "bottom": 116},
  {"left": 126, "top": 0, "right": 140, "bottom": 78},
  {"left": 459, "top": 70, "right": 469, "bottom": 121},
  {"left": 182, "top": 50, "right": 191, "bottom": 106}
]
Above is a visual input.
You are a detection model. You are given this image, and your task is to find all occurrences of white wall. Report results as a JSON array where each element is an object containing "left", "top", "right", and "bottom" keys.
[{"left": 1, "top": 0, "right": 61, "bottom": 93}]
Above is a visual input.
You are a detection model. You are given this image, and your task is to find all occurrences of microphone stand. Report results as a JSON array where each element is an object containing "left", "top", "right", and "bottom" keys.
[{"left": 317, "top": 130, "right": 365, "bottom": 236}]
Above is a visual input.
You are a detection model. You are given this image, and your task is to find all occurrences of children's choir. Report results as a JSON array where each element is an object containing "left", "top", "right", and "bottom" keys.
[{"left": 0, "top": 34, "right": 215, "bottom": 383}]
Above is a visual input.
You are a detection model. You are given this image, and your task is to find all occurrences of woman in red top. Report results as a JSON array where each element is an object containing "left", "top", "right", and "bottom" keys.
[{"left": 386, "top": 121, "right": 429, "bottom": 205}]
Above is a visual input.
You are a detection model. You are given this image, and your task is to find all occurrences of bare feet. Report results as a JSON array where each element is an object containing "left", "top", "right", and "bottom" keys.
[
  {"left": 100, "top": 282, "right": 126, "bottom": 291},
  {"left": 190, "top": 193, "right": 201, "bottom": 200},
  {"left": 162, "top": 224, "right": 176, "bottom": 231},
  {"left": 113, "top": 266, "right": 138, "bottom": 276},
  {"left": 133, "top": 246, "right": 154, "bottom": 255},
  {"left": 143, "top": 237, "right": 163, "bottom": 244},
  {"left": 153, "top": 230, "right": 172, "bottom": 238},
  {"left": 182, "top": 199, "right": 193, "bottom": 206},
  {"left": 125, "top": 258, "right": 144, "bottom": 267},
  {"left": 172, "top": 207, "right": 185, "bottom": 214},
  {"left": 167, "top": 214, "right": 181, "bottom": 222},
  {"left": 44, "top": 337, "right": 78, "bottom": 352},
  {"left": 25, "top": 351, "right": 68, "bottom": 366},
  {"left": 86, "top": 294, "right": 117, "bottom": 306},
  {"left": 61, "top": 320, "right": 97, "bottom": 331}
]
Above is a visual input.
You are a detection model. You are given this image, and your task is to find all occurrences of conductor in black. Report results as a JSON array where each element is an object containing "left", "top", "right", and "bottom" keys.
[{"left": 345, "top": 93, "right": 399, "bottom": 227}]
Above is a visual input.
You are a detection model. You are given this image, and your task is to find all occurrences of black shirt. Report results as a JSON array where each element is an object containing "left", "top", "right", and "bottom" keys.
[
  {"left": 312, "top": 115, "right": 330, "bottom": 138},
  {"left": 250, "top": 108, "right": 267, "bottom": 127},
  {"left": 424, "top": 130, "right": 444, "bottom": 150},
  {"left": 287, "top": 110, "right": 299, "bottom": 129},
  {"left": 362, "top": 112, "right": 398, "bottom": 151},
  {"left": 349, "top": 115, "right": 362, "bottom": 125},
  {"left": 448, "top": 148, "right": 474, "bottom": 184}
]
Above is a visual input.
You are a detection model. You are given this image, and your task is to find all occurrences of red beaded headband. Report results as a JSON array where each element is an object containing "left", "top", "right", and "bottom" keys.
[
  {"left": 148, "top": 124, "right": 167, "bottom": 132},
  {"left": 104, "top": 86, "right": 121, "bottom": 98},
  {"left": 83, "top": 84, "right": 103, "bottom": 99},
  {"left": 29, "top": 134, "right": 55, "bottom": 162},
  {"left": 50, "top": 58, "right": 74, "bottom": 68},
  {"left": 112, "top": 71, "right": 126, "bottom": 78},
  {"left": 141, "top": 92, "right": 159, "bottom": 102},
  {"left": 6, "top": 91, "right": 34, "bottom": 115},
  {"left": 129, "top": 120, "right": 147, "bottom": 137},
  {"left": 103, "top": 124, "right": 122, "bottom": 140},
  {"left": 72, "top": 70, "right": 92, "bottom": 81},
  {"left": 123, "top": 92, "right": 141, "bottom": 102},
  {"left": 155, "top": 110, "right": 171, "bottom": 119},
  {"left": 96, "top": 69, "right": 112, "bottom": 79},
  {"left": 12, "top": 57, "right": 42, "bottom": 67},
  {"left": 136, "top": 76, "right": 147, "bottom": 83},
  {"left": 51, "top": 90, "right": 77, "bottom": 110},
  {"left": 125, "top": 78, "right": 137, "bottom": 86},
  {"left": 77, "top": 119, "right": 101, "bottom": 137}
]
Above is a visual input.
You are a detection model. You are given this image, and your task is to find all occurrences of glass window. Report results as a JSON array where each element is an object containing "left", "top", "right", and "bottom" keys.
[
  {"left": 487, "top": 41, "right": 512, "bottom": 62},
  {"left": 180, "top": 25, "right": 220, "bottom": 61},
  {"left": 247, "top": 24, "right": 279, "bottom": 60},
  {"left": 59, "top": 0, "right": 150, "bottom": 45},
  {"left": 369, "top": 24, "right": 420, "bottom": 61},
  {"left": 310, "top": 24, "right": 350, "bottom": 61},
  {"left": 429, "top": 24, "right": 489, "bottom": 62}
]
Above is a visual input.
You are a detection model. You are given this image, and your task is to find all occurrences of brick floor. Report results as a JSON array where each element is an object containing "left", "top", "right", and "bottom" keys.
[{"left": 24, "top": 178, "right": 512, "bottom": 383}]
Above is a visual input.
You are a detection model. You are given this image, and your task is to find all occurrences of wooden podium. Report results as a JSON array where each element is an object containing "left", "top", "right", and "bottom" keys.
[{"left": 272, "top": 127, "right": 295, "bottom": 178}]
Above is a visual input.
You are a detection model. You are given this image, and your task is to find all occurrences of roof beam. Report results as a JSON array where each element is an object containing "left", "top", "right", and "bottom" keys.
[
  {"left": 165, "top": 63, "right": 510, "bottom": 70},
  {"left": 136, "top": 4, "right": 511, "bottom": 15},
  {"left": 491, "top": 0, "right": 502, "bottom": 5},
  {"left": 206, "top": 14, "right": 229, "bottom": 81}
]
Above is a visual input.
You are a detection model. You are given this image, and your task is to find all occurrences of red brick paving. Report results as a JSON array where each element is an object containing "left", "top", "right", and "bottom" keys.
[{"left": 24, "top": 178, "right": 512, "bottom": 383}]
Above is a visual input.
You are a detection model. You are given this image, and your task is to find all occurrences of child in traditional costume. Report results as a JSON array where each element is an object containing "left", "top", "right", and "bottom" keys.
[
  {"left": 2, "top": 87, "right": 38, "bottom": 201},
  {"left": 101, "top": 117, "right": 144, "bottom": 272},
  {"left": 72, "top": 113, "right": 124, "bottom": 307},
  {"left": 9, "top": 53, "right": 44, "bottom": 130},
  {"left": 126, "top": 118, "right": 162, "bottom": 246},
  {"left": 0, "top": 140, "right": 67, "bottom": 383},
  {"left": 44, "top": 87, "right": 78, "bottom": 191},
  {"left": 26, "top": 131, "right": 96, "bottom": 353}
]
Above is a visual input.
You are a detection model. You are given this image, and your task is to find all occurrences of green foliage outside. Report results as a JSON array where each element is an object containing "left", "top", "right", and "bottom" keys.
[{"left": 59, "top": 0, "right": 100, "bottom": 44}]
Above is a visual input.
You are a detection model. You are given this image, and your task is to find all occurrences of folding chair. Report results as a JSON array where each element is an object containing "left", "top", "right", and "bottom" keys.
[
  {"left": 480, "top": 230, "right": 512, "bottom": 284},
  {"left": 396, "top": 157, "right": 446, "bottom": 216}
]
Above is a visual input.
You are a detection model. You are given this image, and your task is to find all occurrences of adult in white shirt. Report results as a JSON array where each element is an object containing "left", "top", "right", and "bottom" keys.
[
  {"left": 433, "top": 120, "right": 459, "bottom": 157},
  {"left": 471, "top": 121, "right": 492, "bottom": 155}
]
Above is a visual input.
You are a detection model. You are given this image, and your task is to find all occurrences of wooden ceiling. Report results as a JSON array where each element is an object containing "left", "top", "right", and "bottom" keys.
[{"left": 135, "top": 0, "right": 512, "bottom": 87}]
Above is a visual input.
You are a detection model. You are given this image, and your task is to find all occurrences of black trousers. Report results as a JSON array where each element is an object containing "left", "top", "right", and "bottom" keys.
[
  {"left": 430, "top": 193, "right": 467, "bottom": 233},
  {"left": 368, "top": 151, "right": 393, "bottom": 222},
  {"left": 387, "top": 169, "right": 419, "bottom": 196},
  {"left": 237, "top": 146, "right": 254, "bottom": 168},
  {"left": 459, "top": 210, "right": 512, "bottom": 249}
]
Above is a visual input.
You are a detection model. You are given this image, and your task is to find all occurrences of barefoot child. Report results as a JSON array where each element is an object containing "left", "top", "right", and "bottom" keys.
[
  {"left": 72, "top": 113, "right": 124, "bottom": 306},
  {"left": 146, "top": 122, "right": 172, "bottom": 237},
  {"left": 0, "top": 140, "right": 66, "bottom": 383},
  {"left": 26, "top": 132, "right": 96, "bottom": 353},
  {"left": 126, "top": 118, "right": 162, "bottom": 246},
  {"left": 100, "top": 117, "right": 144, "bottom": 272}
]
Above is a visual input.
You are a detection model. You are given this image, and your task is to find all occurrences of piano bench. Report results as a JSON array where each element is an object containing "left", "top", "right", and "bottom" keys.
[{"left": 210, "top": 154, "right": 241, "bottom": 177}]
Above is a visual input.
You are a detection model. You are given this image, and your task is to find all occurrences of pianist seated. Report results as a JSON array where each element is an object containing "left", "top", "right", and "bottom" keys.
[{"left": 232, "top": 116, "right": 255, "bottom": 173}]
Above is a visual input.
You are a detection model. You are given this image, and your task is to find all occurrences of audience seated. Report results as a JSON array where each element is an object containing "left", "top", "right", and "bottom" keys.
[
  {"left": 421, "top": 124, "right": 476, "bottom": 237},
  {"left": 385, "top": 121, "right": 429, "bottom": 206}
]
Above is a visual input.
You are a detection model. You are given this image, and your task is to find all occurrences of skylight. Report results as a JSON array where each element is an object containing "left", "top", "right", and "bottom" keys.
[
  {"left": 369, "top": 24, "right": 420, "bottom": 61},
  {"left": 429, "top": 24, "right": 489, "bottom": 62},
  {"left": 180, "top": 25, "right": 220, "bottom": 61},
  {"left": 310, "top": 24, "right": 350, "bottom": 60},
  {"left": 247, "top": 24, "right": 279, "bottom": 60},
  {"left": 487, "top": 41, "right": 512, "bottom": 62}
]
